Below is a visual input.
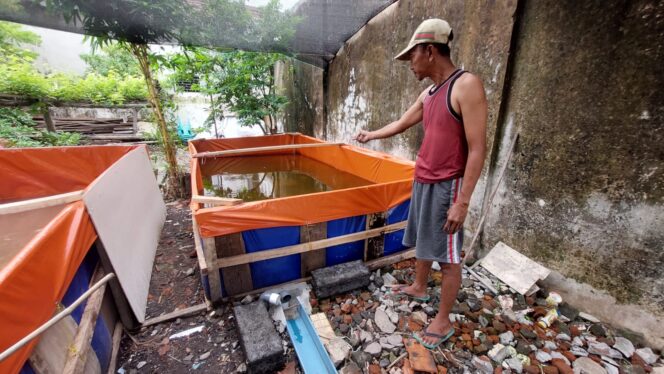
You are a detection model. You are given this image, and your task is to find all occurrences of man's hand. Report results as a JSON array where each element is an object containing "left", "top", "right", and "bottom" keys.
[
  {"left": 355, "top": 130, "right": 374, "bottom": 143},
  {"left": 443, "top": 202, "right": 468, "bottom": 234}
]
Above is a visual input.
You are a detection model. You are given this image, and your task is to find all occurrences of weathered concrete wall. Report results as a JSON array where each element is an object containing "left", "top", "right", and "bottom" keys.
[
  {"left": 483, "top": 0, "right": 664, "bottom": 326},
  {"left": 276, "top": 59, "right": 324, "bottom": 138},
  {"left": 322, "top": 0, "right": 519, "bottom": 227}
]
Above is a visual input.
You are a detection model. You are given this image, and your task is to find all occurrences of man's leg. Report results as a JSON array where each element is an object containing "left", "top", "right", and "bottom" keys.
[
  {"left": 395, "top": 258, "right": 432, "bottom": 298},
  {"left": 419, "top": 263, "right": 461, "bottom": 345}
]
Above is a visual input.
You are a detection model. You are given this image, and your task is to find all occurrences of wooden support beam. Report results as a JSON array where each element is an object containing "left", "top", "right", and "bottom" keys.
[
  {"left": 63, "top": 267, "right": 107, "bottom": 374},
  {"left": 141, "top": 303, "right": 207, "bottom": 327},
  {"left": 300, "top": 222, "right": 327, "bottom": 277},
  {"left": 43, "top": 108, "right": 56, "bottom": 133},
  {"left": 193, "top": 218, "right": 223, "bottom": 304},
  {"left": 106, "top": 322, "right": 123, "bottom": 374},
  {"left": 365, "top": 212, "right": 386, "bottom": 261},
  {"left": 192, "top": 217, "right": 209, "bottom": 275},
  {"left": 216, "top": 233, "right": 253, "bottom": 296},
  {"left": 192, "top": 195, "right": 243, "bottom": 206},
  {"left": 192, "top": 142, "right": 344, "bottom": 158},
  {"left": 223, "top": 247, "right": 416, "bottom": 302},
  {"left": 0, "top": 190, "right": 84, "bottom": 215},
  {"left": 95, "top": 240, "right": 139, "bottom": 331},
  {"left": 214, "top": 221, "right": 407, "bottom": 269}
]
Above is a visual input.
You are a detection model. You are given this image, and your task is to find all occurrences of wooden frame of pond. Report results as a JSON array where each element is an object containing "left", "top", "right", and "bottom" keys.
[{"left": 189, "top": 134, "right": 417, "bottom": 304}]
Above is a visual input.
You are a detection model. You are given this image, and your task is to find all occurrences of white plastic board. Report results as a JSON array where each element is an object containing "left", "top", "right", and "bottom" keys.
[
  {"left": 480, "top": 241, "right": 551, "bottom": 295},
  {"left": 83, "top": 147, "right": 166, "bottom": 322}
]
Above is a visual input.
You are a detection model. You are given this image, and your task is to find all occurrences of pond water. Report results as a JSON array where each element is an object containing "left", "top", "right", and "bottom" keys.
[{"left": 201, "top": 155, "right": 372, "bottom": 202}]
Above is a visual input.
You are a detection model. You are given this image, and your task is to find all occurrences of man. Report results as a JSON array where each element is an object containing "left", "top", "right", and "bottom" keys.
[{"left": 355, "top": 19, "right": 487, "bottom": 349}]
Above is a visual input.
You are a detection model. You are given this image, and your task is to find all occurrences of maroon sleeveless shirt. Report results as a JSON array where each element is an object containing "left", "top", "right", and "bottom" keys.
[{"left": 415, "top": 69, "right": 468, "bottom": 183}]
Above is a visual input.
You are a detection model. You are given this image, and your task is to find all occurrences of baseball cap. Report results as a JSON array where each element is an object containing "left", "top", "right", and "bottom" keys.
[{"left": 394, "top": 18, "right": 453, "bottom": 61}]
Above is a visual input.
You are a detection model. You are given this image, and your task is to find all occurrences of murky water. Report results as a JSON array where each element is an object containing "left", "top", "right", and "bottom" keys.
[{"left": 201, "top": 155, "right": 372, "bottom": 202}]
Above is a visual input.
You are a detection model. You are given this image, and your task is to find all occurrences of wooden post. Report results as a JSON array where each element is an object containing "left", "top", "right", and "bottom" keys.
[
  {"left": 62, "top": 267, "right": 107, "bottom": 374},
  {"left": 216, "top": 233, "right": 253, "bottom": 297},
  {"left": 43, "top": 108, "right": 56, "bottom": 133},
  {"left": 300, "top": 222, "right": 327, "bottom": 277},
  {"left": 364, "top": 212, "right": 386, "bottom": 261},
  {"left": 106, "top": 322, "right": 123, "bottom": 374}
]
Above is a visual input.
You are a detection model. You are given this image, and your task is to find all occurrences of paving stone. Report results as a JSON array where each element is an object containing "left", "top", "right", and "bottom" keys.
[
  {"left": 312, "top": 260, "right": 371, "bottom": 298},
  {"left": 234, "top": 302, "right": 285, "bottom": 373}
]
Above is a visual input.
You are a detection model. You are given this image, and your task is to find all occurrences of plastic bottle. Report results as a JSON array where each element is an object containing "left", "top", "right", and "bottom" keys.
[{"left": 537, "top": 308, "right": 559, "bottom": 328}]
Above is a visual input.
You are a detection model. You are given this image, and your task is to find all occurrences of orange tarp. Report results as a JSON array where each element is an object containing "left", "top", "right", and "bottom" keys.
[
  {"left": 189, "top": 134, "right": 414, "bottom": 238},
  {"left": 0, "top": 145, "right": 138, "bottom": 374}
]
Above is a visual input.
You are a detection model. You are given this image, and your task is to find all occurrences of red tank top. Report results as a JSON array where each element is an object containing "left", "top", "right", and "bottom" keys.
[{"left": 415, "top": 69, "right": 468, "bottom": 183}]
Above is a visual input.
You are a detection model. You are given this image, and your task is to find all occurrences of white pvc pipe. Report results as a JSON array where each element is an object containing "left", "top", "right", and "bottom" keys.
[{"left": 0, "top": 273, "right": 116, "bottom": 362}]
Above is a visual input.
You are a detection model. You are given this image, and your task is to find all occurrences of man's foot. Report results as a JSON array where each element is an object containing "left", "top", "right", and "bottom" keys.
[
  {"left": 390, "top": 284, "right": 430, "bottom": 302},
  {"left": 415, "top": 317, "right": 453, "bottom": 348}
]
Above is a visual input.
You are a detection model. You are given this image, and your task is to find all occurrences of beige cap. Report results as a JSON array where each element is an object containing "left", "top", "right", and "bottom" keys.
[{"left": 394, "top": 18, "right": 452, "bottom": 61}]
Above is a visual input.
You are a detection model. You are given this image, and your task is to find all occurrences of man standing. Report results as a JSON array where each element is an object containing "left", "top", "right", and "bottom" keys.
[{"left": 355, "top": 19, "right": 487, "bottom": 349}]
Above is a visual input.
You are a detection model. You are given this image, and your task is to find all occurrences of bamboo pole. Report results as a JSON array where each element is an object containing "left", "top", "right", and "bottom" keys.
[{"left": 193, "top": 142, "right": 345, "bottom": 158}]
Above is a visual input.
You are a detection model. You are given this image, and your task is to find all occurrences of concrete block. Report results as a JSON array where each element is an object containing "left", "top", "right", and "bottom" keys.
[
  {"left": 311, "top": 260, "right": 370, "bottom": 299},
  {"left": 234, "top": 301, "right": 285, "bottom": 373}
]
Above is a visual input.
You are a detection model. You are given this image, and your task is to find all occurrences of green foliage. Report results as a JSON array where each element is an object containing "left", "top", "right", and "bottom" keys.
[
  {"left": 0, "top": 20, "right": 40, "bottom": 63},
  {"left": 0, "top": 107, "right": 80, "bottom": 147},
  {"left": 80, "top": 43, "right": 141, "bottom": 77}
]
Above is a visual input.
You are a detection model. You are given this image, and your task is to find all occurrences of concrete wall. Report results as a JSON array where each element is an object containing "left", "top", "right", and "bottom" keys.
[
  {"left": 275, "top": 59, "right": 324, "bottom": 138},
  {"left": 483, "top": 0, "right": 664, "bottom": 320},
  {"left": 279, "top": 0, "right": 664, "bottom": 346}
]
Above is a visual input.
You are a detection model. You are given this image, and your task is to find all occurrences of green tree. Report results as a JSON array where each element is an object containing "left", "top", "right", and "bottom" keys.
[
  {"left": 0, "top": 20, "right": 40, "bottom": 63},
  {"left": 80, "top": 43, "right": 141, "bottom": 77}
]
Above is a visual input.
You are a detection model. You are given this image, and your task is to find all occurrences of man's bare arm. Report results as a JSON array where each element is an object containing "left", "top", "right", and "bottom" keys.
[
  {"left": 443, "top": 74, "right": 487, "bottom": 234},
  {"left": 355, "top": 89, "right": 428, "bottom": 143}
]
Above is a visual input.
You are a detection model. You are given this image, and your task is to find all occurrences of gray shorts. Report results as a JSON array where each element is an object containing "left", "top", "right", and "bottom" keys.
[{"left": 402, "top": 178, "right": 464, "bottom": 264}]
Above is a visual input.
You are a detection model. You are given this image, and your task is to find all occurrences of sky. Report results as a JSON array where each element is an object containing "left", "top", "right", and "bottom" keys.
[{"left": 245, "top": 0, "right": 300, "bottom": 11}]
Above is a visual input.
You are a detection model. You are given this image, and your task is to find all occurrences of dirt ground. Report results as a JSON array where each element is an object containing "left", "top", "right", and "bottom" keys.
[{"left": 116, "top": 201, "right": 247, "bottom": 374}]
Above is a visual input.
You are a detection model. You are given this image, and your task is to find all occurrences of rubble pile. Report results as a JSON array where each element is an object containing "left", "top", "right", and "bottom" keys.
[{"left": 308, "top": 259, "right": 663, "bottom": 374}]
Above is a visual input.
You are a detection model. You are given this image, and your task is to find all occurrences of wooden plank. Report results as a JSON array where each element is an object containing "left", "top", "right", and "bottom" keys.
[
  {"left": 193, "top": 142, "right": 345, "bottom": 158},
  {"left": 479, "top": 241, "right": 551, "bottom": 294},
  {"left": 141, "top": 303, "right": 207, "bottom": 327},
  {"left": 94, "top": 240, "right": 139, "bottom": 331},
  {"left": 62, "top": 268, "right": 107, "bottom": 374},
  {"left": 106, "top": 322, "right": 123, "bottom": 374},
  {"left": 365, "top": 212, "right": 386, "bottom": 261},
  {"left": 28, "top": 315, "right": 101, "bottom": 374},
  {"left": 215, "top": 221, "right": 407, "bottom": 269},
  {"left": 83, "top": 147, "right": 166, "bottom": 323},
  {"left": 223, "top": 247, "right": 415, "bottom": 301},
  {"left": 191, "top": 218, "right": 209, "bottom": 275},
  {"left": 192, "top": 195, "right": 243, "bottom": 206},
  {"left": 202, "top": 237, "right": 223, "bottom": 303},
  {"left": 216, "top": 233, "right": 253, "bottom": 296},
  {"left": 0, "top": 190, "right": 84, "bottom": 216},
  {"left": 300, "top": 222, "right": 327, "bottom": 277}
]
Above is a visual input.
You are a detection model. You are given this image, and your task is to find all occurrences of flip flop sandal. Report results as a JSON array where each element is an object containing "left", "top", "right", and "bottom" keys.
[
  {"left": 388, "top": 284, "right": 431, "bottom": 302},
  {"left": 414, "top": 327, "right": 455, "bottom": 350}
]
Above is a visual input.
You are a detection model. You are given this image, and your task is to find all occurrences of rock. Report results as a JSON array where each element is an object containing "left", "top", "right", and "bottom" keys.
[
  {"left": 339, "top": 324, "right": 349, "bottom": 334},
  {"left": 489, "top": 344, "right": 509, "bottom": 363},
  {"left": 537, "top": 350, "right": 553, "bottom": 363},
  {"left": 505, "top": 357, "right": 524, "bottom": 373},
  {"left": 474, "top": 344, "right": 490, "bottom": 355},
  {"left": 386, "top": 308, "right": 400, "bottom": 324},
  {"left": 544, "top": 341, "right": 558, "bottom": 350},
  {"left": 500, "top": 331, "right": 515, "bottom": 345},
  {"left": 136, "top": 361, "right": 147, "bottom": 369},
  {"left": 352, "top": 351, "right": 372, "bottom": 367},
  {"left": 578, "top": 312, "right": 600, "bottom": 323},
  {"left": 572, "top": 337, "right": 584, "bottom": 347},
  {"left": 602, "top": 363, "right": 619, "bottom": 374},
  {"left": 558, "top": 303, "right": 580, "bottom": 321},
  {"left": 359, "top": 329, "right": 373, "bottom": 343},
  {"left": 524, "top": 365, "right": 541, "bottom": 374},
  {"left": 612, "top": 337, "right": 634, "bottom": 358},
  {"left": 635, "top": 347, "right": 659, "bottom": 365},
  {"left": 472, "top": 355, "right": 494, "bottom": 374},
  {"left": 587, "top": 342, "right": 622, "bottom": 359},
  {"left": 516, "top": 340, "right": 533, "bottom": 355},
  {"left": 327, "top": 338, "right": 352, "bottom": 367},
  {"left": 379, "top": 337, "right": 394, "bottom": 350},
  {"left": 386, "top": 334, "right": 403, "bottom": 347},
  {"left": 570, "top": 346, "right": 589, "bottom": 357},
  {"left": 589, "top": 324, "right": 607, "bottom": 337},
  {"left": 340, "top": 362, "right": 362, "bottom": 374},
  {"left": 494, "top": 320, "right": 507, "bottom": 333},
  {"left": 467, "top": 298, "right": 482, "bottom": 312},
  {"left": 379, "top": 358, "right": 390, "bottom": 368},
  {"left": 240, "top": 295, "right": 254, "bottom": 304},
  {"left": 520, "top": 328, "right": 537, "bottom": 340},
  {"left": 185, "top": 267, "right": 195, "bottom": 276},
  {"left": 651, "top": 367, "right": 664, "bottom": 374},
  {"left": 236, "top": 363, "right": 247, "bottom": 372},
  {"left": 382, "top": 273, "right": 398, "bottom": 286},
  {"left": 199, "top": 351, "right": 211, "bottom": 360},
  {"left": 557, "top": 334, "right": 572, "bottom": 342},
  {"left": 572, "top": 357, "right": 607, "bottom": 374},
  {"left": 183, "top": 354, "right": 194, "bottom": 362},
  {"left": 374, "top": 309, "right": 396, "bottom": 333},
  {"left": 411, "top": 311, "right": 428, "bottom": 325},
  {"left": 543, "top": 366, "right": 560, "bottom": 374},
  {"left": 364, "top": 342, "right": 382, "bottom": 357},
  {"left": 551, "top": 358, "right": 574, "bottom": 374},
  {"left": 551, "top": 351, "right": 571, "bottom": 366}
]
